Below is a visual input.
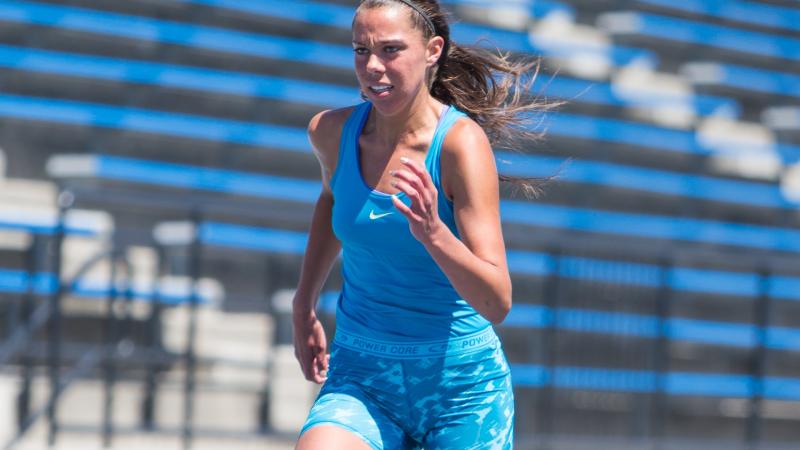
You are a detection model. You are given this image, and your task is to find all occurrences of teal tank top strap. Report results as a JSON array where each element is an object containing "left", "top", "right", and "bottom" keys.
[
  {"left": 330, "top": 102, "right": 371, "bottom": 190},
  {"left": 425, "top": 106, "right": 467, "bottom": 204}
]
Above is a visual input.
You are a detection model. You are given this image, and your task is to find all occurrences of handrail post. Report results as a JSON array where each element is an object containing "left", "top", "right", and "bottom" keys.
[
  {"left": 746, "top": 264, "right": 772, "bottom": 449},
  {"left": 101, "top": 245, "right": 120, "bottom": 449},
  {"left": 16, "top": 235, "right": 40, "bottom": 433},
  {"left": 47, "top": 189, "right": 73, "bottom": 447},
  {"left": 182, "top": 213, "right": 203, "bottom": 450},
  {"left": 141, "top": 244, "right": 166, "bottom": 431}
]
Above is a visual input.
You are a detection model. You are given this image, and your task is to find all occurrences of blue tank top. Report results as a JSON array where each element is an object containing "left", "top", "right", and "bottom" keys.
[{"left": 329, "top": 102, "right": 491, "bottom": 340}]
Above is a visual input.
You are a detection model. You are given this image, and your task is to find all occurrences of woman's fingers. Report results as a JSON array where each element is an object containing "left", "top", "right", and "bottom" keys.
[
  {"left": 314, "top": 353, "right": 329, "bottom": 383},
  {"left": 391, "top": 170, "right": 433, "bottom": 210},
  {"left": 391, "top": 179, "right": 424, "bottom": 209},
  {"left": 392, "top": 194, "right": 422, "bottom": 223},
  {"left": 400, "top": 157, "right": 435, "bottom": 191},
  {"left": 293, "top": 319, "right": 328, "bottom": 384}
]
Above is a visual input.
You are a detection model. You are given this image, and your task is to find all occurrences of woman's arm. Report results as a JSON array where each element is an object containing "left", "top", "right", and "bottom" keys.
[
  {"left": 292, "top": 108, "right": 347, "bottom": 384},
  {"left": 390, "top": 119, "right": 512, "bottom": 324},
  {"left": 292, "top": 188, "right": 341, "bottom": 315}
]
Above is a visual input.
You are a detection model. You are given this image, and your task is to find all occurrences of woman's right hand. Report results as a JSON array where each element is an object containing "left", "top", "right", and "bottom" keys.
[{"left": 292, "top": 306, "right": 330, "bottom": 384}]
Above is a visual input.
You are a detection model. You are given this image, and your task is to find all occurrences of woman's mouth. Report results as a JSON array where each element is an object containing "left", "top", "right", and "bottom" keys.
[{"left": 368, "top": 85, "right": 394, "bottom": 96}]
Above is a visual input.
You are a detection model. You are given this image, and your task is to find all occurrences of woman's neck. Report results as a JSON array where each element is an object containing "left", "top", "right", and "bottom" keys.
[{"left": 367, "top": 90, "right": 444, "bottom": 149}]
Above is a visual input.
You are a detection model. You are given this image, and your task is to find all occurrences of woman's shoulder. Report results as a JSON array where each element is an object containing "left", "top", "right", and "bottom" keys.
[
  {"left": 307, "top": 105, "right": 359, "bottom": 152},
  {"left": 307, "top": 104, "right": 365, "bottom": 171},
  {"left": 439, "top": 113, "right": 497, "bottom": 201},
  {"left": 441, "top": 113, "right": 492, "bottom": 161}
]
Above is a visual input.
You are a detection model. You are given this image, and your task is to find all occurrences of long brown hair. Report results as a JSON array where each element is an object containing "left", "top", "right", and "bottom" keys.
[{"left": 355, "top": 0, "right": 561, "bottom": 197}]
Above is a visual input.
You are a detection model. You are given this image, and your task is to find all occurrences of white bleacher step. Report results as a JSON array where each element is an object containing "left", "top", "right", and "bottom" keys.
[
  {"left": 763, "top": 106, "right": 800, "bottom": 132},
  {"left": 681, "top": 61, "right": 728, "bottom": 87},
  {"left": 161, "top": 308, "right": 267, "bottom": 367},
  {"left": 0, "top": 374, "right": 295, "bottom": 449},
  {"left": 46, "top": 154, "right": 98, "bottom": 180},
  {"left": 61, "top": 276, "right": 223, "bottom": 322},
  {"left": 781, "top": 163, "right": 800, "bottom": 204},
  {"left": 0, "top": 178, "right": 57, "bottom": 209},
  {"left": 450, "top": 0, "right": 574, "bottom": 32},
  {"left": 530, "top": 17, "right": 620, "bottom": 80},
  {"left": 697, "top": 116, "right": 784, "bottom": 181},
  {"left": 62, "top": 244, "right": 157, "bottom": 303},
  {"left": 15, "top": 431, "right": 295, "bottom": 450},
  {"left": 0, "top": 229, "right": 31, "bottom": 251},
  {"left": 0, "top": 206, "right": 112, "bottom": 236},
  {"left": 612, "top": 66, "right": 703, "bottom": 128},
  {"left": 0, "top": 306, "right": 312, "bottom": 448}
]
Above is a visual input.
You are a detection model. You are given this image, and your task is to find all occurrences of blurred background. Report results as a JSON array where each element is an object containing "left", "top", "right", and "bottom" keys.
[{"left": 0, "top": 0, "right": 799, "bottom": 449}]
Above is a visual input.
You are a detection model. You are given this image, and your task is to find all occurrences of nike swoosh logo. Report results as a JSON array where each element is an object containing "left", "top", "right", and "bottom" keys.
[{"left": 369, "top": 210, "right": 393, "bottom": 220}]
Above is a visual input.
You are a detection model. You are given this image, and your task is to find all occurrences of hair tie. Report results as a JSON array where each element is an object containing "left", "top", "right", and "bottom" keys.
[{"left": 392, "top": 0, "right": 436, "bottom": 35}]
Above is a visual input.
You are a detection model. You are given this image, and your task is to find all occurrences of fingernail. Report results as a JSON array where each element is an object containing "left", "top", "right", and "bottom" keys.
[
  {"left": 389, "top": 170, "right": 396, "bottom": 176},
  {"left": 400, "top": 157, "right": 409, "bottom": 163}
]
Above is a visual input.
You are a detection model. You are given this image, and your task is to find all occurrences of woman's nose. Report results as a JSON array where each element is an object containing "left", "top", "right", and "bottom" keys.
[{"left": 366, "top": 53, "right": 384, "bottom": 74}]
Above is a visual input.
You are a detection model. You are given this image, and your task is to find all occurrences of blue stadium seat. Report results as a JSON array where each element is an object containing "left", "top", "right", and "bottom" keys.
[
  {"left": 46, "top": 154, "right": 800, "bottom": 254},
  {"left": 0, "top": 0, "right": 354, "bottom": 69},
  {"left": 47, "top": 147, "right": 795, "bottom": 211},
  {"left": 598, "top": 11, "right": 800, "bottom": 63},
  {"left": 635, "top": 0, "right": 800, "bottom": 33},
  {"left": 682, "top": 61, "right": 800, "bottom": 100},
  {"left": 185, "top": 0, "right": 576, "bottom": 25},
  {"left": 0, "top": 268, "right": 209, "bottom": 304},
  {"left": 441, "top": 0, "right": 575, "bottom": 20},
  {"left": 3, "top": 88, "right": 796, "bottom": 169},
  {"left": 0, "top": 44, "right": 741, "bottom": 117},
  {"left": 0, "top": 208, "right": 103, "bottom": 236},
  {"left": 192, "top": 222, "right": 800, "bottom": 342},
  {"left": 497, "top": 152, "right": 794, "bottom": 208},
  {"left": 189, "top": 222, "right": 800, "bottom": 398},
  {"left": 533, "top": 112, "right": 800, "bottom": 163},
  {"left": 0, "top": 0, "right": 656, "bottom": 71},
  {"left": 510, "top": 365, "right": 800, "bottom": 402},
  {"left": 530, "top": 74, "right": 740, "bottom": 118},
  {"left": 0, "top": 94, "right": 310, "bottom": 152},
  {"left": 0, "top": 44, "right": 734, "bottom": 119},
  {"left": 512, "top": 365, "right": 781, "bottom": 399},
  {"left": 185, "top": 0, "right": 651, "bottom": 67}
]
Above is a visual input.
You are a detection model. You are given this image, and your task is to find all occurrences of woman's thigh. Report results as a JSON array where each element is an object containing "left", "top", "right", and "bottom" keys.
[
  {"left": 298, "top": 343, "right": 418, "bottom": 450},
  {"left": 299, "top": 388, "right": 411, "bottom": 450},
  {"left": 296, "top": 424, "right": 374, "bottom": 450},
  {"left": 414, "top": 343, "right": 515, "bottom": 449},
  {"left": 421, "top": 376, "right": 515, "bottom": 450}
]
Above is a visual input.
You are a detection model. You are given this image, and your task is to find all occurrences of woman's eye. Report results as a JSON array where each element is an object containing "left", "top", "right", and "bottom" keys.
[
  {"left": 384, "top": 46, "right": 399, "bottom": 53},
  {"left": 354, "top": 47, "right": 368, "bottom": 55}
]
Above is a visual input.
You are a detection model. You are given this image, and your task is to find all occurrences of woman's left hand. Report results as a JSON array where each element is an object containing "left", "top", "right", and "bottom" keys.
[{"left": 390, "top": 157, "right": 445, "bottom": 245}]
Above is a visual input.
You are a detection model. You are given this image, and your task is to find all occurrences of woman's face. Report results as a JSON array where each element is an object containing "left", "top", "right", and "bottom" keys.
[{"left": 352, "top": 6, "right": 441, "bottom": 116}]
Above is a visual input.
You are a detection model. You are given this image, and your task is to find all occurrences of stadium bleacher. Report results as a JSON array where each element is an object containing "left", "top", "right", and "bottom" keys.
[{"left": 2, "top": 0, "right": 800, "bottom": 447}]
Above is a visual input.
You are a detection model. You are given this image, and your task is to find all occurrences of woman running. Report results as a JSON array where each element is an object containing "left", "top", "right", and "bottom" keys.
[{"left": 293, "top": 0, "right": 546, "bottom": 448}]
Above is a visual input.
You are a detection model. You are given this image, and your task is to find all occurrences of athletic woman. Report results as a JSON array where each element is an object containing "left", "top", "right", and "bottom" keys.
[{"left": 292, "top": 0, "right": 546, "bottom": 448}]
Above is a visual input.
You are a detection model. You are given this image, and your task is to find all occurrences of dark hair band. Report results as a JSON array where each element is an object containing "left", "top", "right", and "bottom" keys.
[{"left": 391, "top": 0, "right": 436, "bottom": 35}]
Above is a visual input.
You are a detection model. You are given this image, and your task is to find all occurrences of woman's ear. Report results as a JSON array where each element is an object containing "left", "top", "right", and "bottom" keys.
[{"left": 426, "top": 36, "right": 445, "bottom": 67}]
